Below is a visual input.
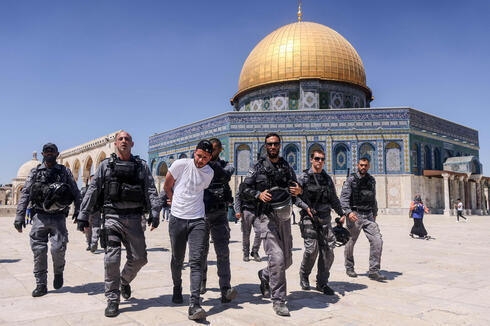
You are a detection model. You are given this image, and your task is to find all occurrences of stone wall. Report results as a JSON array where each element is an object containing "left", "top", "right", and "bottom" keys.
[{"left": 0, "top": 205, "right": 17, "bottom": 217}]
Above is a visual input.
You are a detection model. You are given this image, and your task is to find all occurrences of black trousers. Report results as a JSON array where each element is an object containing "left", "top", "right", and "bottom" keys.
[{"left": 169, "top": 215, "right": 207, "bottom": 305}]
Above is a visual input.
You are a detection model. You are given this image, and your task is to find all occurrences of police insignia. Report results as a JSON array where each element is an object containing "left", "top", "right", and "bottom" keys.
[{"left": 246, "top": 168, "right": 255, "bottom": 177}]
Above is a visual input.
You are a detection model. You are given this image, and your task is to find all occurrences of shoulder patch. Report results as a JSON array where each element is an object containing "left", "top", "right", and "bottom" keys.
[{"left": 246, "top": 168, "right": 256, "bottom": 178}]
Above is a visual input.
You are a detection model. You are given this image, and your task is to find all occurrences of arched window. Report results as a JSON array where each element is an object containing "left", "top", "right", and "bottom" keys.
[
  {"left": 168, "top": 155, "right": 175, "bottom": 167},
  {"left": 178, "top": 153, "right": 187, "bottom": 159},
  {"left": 385, "top": 142, "right": 401, "bottom": 172},
  {"left": 284, "top": 144, "right": 299, "bottom": 172},
  {"left": 72, "top": 159, "right": 81, "bottom": 182},
  {"left": 411, "top": 144, "right": 419, "bottom": 175},
  {"left": 157, "top": 162, "right": 168, "bottom": 177},
  {"left": 424, "top": 145, "right": 432, "bottom": 170},
  {"left": 359, "top": 143, "right": 376, "bottom": 172},
  {"left": 434, "top": 148, "right": 442, "bottom": 170},
  {"left": 334, "top": 143, "right": 349, "bottom": 173},
  {"left": 236, "top": 144, "right": 251, "bottom": 174}
]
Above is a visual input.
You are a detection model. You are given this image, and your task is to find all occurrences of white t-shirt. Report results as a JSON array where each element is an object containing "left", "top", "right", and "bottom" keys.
[
  {"left": 457, "top": 202, "right": 463, "bottom": 211},
  {"left": 168, "top": 158, "right": 214, "bottom": 219}
]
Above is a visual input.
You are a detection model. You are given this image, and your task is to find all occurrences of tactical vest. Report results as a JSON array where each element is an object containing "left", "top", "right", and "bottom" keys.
[
  {"left": 204, "top": 160, "right": 233, "bottom": 213},
  {"left": 238, "top": 182, "right": 255, "bottom": 211},
  {"left": 350, "top": 173, "right": 375, "bottom": 212},
  {"left": 104, "top": 154, "right": 146, "bottom": 209},
  {"left": 303, "top": 169, "right": 332, "bottom": 214},
  {"left": 255, "top": 157, "right": 290, "bottom": 192},
  {"left": 30, "top": 164, "right": 71, "bottom": 213}
]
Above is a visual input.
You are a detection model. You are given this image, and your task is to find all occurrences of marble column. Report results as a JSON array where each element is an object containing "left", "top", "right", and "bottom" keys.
[
  {"left": 475, "top": 177, "right": 484, "bottom": 215},
  {"left": 442, "top": 173, "right": 452, "bottom": 216},
  {"left": 485, "top": 184, "right": 490, "bottom": 215},
  {"left": 480, "top": 179, "right": 488, "bottom": 215}
]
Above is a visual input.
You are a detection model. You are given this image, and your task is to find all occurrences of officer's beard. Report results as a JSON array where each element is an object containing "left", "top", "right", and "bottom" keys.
[
  {"left": 44, "top": 156, "right": 57, "bottom": 164},
  {"left": 268, "top": 151, "right": 279, "bottom": 159}
]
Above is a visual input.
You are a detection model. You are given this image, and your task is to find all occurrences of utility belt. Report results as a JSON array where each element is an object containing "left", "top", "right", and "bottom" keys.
[
  {"left": 31, "top": 207, "right": 67, "bottom": 216},
  {"left": 352, "top": 207, "right": 373, "bottom": 214},
  {"left": 103, "top": 207, "right": 143, "bottom": 216}
]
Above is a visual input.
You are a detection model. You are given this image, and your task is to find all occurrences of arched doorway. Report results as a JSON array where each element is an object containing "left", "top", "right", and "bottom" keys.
[
  {"left": 385, "top": 142, "right": 401, "bottom": 172},
  {"left": 72, "top": 159, "right": 81, "bottom": 182},
  {"left": 96, "top": 151, "right": 107, "bottom": 169},
  {"left": 236, "top": 144, "right": 251, "bottom": 174}
]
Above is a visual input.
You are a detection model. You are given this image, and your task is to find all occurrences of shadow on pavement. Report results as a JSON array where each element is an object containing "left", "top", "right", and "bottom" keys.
[
  {"left": 288, "top": 290, "right": 341, "bottom": 312},
  {"left": 57, "top": 281, "right": 105, "bottom": 295},
  {"left": 328, "top": 281, "right": 368, "bottom": 296},
  {"left": 202, "top": 283, "right": 271, "bottom": 317},
  {"left": 357, "top": 270, "right": 402, "bottom": 281},
  {"left": 0, "top": 259, "right": 21, "bottom": 263}
]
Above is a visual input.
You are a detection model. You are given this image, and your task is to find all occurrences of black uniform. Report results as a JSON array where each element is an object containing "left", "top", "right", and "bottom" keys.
[
  {"left": 15, "top": 163, "right": 81, "bottom": 288},
  {"left": 340, "top": 172, "right": 382, "bottom": 274},
  {"left": 201, "top": 159, "right": 235, "bottom": 295},
  {"left": 79, "top": 153, "right": 162, "bottom": 303},
  {"left": 241, "top": 156, "right": 297, "bottom": 304},
  {"left": 296, "top": 168, "right": 343, "bottom": 289}
]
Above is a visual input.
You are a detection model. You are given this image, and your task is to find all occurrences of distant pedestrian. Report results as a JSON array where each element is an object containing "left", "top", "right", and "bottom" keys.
[
  {"left": 409, "top": 195, "right": 430, "bottom": 239},
  {"left": 456, "top": 199, "right": 467, "bottom": 222}
]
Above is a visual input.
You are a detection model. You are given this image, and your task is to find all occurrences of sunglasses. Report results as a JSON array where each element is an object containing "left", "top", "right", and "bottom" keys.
[
  {"left": 265, "top": 142, "right": 280, "bottom": 147},
  {"left": 313, "top": 157, "right": 325, "bottom": 162}
]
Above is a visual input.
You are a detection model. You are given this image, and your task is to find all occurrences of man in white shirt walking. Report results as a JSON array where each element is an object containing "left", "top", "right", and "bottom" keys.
[
  {"left": 163, "top": 140, "right": 214, "bottom": 321},
  {"left": 456, "top": 198, "right": 467, "bottom": 222}
]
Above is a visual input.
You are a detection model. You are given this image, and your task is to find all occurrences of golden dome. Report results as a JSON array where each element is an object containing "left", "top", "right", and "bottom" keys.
[{"left": 233, "top": 21, "right": 369, "bottom": 102}]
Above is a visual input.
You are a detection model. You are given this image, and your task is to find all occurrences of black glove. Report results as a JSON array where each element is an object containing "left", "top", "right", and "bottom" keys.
[
  {"left": 14, "top": 220, "right": 25, "bottom": 232},
  {"left": 72, "top": 211, "right": 79, "bottom": 221},
  {"left": 77, "top": 220, "right": 89, "bottom": 231},
  {"left": 147, "top": 215, "right": 160, "bottom": 229}
]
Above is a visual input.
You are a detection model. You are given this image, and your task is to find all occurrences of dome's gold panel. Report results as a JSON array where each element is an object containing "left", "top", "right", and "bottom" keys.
[{"left": 235, "top": 21, "right": 368, "bottom": 99}]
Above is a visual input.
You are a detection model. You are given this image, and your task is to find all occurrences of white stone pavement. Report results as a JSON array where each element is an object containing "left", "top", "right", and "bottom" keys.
[{"left": 0, "top": 214, "right": 489, "bottom": 326}]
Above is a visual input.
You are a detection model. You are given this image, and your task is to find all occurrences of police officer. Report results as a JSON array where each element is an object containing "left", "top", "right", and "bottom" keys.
[
  {"left": 241, "top": 133, "right": 302, "bottom": 316},
  {"left": 296, "top": 149, "right": 344, "bottom": 295},
  {"left": 77, "top": 131, "right": 162, "bottom": 317},
  {"left": 340, "top": 156, "right": 386, "bottom": 281},
  {"left": 80, "top": 174, "right": 101, "bottom": 253},
  {"left": 235, "top": 182, "right": 262, "bottom": 262},
  {"left": 200, "top": 138, "right": 238, "bottom": 303},
  {"left": 14, "top": 143, "right": 81, "bottom": 297}
]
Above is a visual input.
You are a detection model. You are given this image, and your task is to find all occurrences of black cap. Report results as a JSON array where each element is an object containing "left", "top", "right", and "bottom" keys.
[
  {"left": 42, "top": 143, "right": 58, "bottom": 153},
  {"left": 196, "top": 140, "right": 213, "bottom": 155}
]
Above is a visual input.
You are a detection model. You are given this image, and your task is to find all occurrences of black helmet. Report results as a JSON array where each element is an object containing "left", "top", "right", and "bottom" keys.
[
  {"left": 332, "top": 217, "right": 351, "bottom": 247},
  {"left": 42, "top": 182, "right": 74, "bottom": 212}
]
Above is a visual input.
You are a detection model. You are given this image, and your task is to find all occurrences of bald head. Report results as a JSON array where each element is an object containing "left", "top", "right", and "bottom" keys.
[{"left": 115, "top": 130, "right": 134, "bottom": 160}]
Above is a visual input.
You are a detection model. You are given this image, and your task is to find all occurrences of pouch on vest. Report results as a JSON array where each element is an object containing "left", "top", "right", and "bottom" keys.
[{"left": 120, "top": 183, "right": 144, "bottom": 202}]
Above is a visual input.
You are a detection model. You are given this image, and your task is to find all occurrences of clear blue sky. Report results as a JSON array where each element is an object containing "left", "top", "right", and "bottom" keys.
[{"left": 1, "top": 0, "right": 489, "bottom": 184}]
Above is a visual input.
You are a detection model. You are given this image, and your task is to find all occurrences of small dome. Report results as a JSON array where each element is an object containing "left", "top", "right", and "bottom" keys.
[{"left": 16, "top": 152, "right": 40, "bottom": 179}]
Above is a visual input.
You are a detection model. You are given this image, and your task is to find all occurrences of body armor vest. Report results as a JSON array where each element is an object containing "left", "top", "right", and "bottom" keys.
[
  {"left": 350, "top": 173, "right": 375, "bottom": 211},
  {"left": 204, "top": 160, "right": 232, "bottom": 213},
  {"left": 30, "top": 164, "right": 72, "bottom": 213},
  {"left": 255, "top": 157, "right": 290, "bottom": 192},
  {"left": 104, "top": 154, "right": 146, "bottom": 209},
  {"left": 303, "top": 170, "right": 332, "bottom": 214}
]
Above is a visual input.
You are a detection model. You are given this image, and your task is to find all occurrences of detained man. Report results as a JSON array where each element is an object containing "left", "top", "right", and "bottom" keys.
[{"left": 164, "top": 140, "right": 214, "bottom": 321}]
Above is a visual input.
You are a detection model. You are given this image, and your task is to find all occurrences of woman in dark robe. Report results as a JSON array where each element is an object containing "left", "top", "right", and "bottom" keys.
[{"left": 409, "top": 195, "right": 430, "bottom": 239}]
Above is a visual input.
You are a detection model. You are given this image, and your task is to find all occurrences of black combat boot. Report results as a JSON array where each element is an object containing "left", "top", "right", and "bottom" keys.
[
  {"left": 272, "top": 302, "right": 290, "bottom": 316},
  {"left": 243, "top": 252, "right": 250, "bottom": 262},
  {"left": 188, "top": 303, "right": 206, "bottom": 320},
  {"left": 200, "top": 279, "right": 207, "bottom": 295},
  {"left": 32, "top": 285, "right": 48, "bottom": 297},
  {"left": 368, "top": 271, "right": 387, "bottom": 282},
  {"left": 346, "top": 269, "right": 358, "bottom": 278},
  {"left": 121, "top": 281, "right": 131, "bottom": 300},
  {"left": 86, "top": 245, "right": 91, "bottom": 251},
  {"left": 299, "top": 272, "right": 310, "bottom": 290},
  {"left": 251, "top": 251, "right": 261, "bottom": 262},
  {"left": 316, "top": 283, "right": 335, "bottom": 295},
  {"left": 53, "top": 273, "right": 63, "bottom": 289},
  {"left": 221, "top": 286, "right": 238, "bottom": 303},
  {"left": 104, "top": 301, "right": 119, "bottom": 318},
  {"left": 258, "top": 270, "right": 270, "bottom": 297},
  {"left": 90, "top": 243, "right": 98, "bottom": 253},
  {"left": 172, "top": 286, "right": 183, "bottom": 304}
]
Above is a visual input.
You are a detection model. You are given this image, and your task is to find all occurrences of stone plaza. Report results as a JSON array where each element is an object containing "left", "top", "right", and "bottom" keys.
[{"left": 0, "top": 213, "right": 488, "bottom": 325}]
